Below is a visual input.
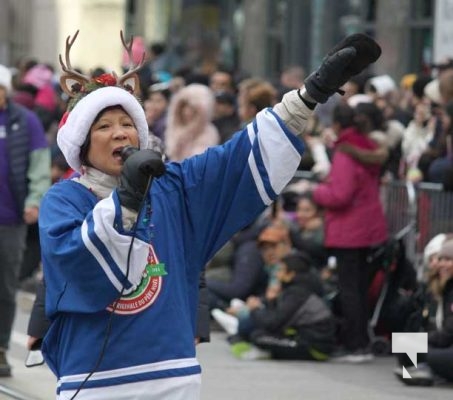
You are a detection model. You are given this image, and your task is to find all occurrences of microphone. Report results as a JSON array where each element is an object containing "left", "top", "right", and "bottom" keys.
[
  {"left": 121, "top": 145, "right": 166, "bottom": 178},
  {"left": 121, "top": 145, "right": 139, "bottom": 162}
]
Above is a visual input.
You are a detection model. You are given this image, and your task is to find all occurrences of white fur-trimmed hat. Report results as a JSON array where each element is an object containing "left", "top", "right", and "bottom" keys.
[{"left": 57, "top": 86, "right": 148, "bottom": 173}]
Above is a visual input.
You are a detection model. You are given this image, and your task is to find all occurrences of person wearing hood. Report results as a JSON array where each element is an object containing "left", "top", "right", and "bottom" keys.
[
  {"left": 312, "top": 101, "right": 388, "bottom": 363},
  {"left": 164, "top": 83, "right": 220, "bottom": 161}
]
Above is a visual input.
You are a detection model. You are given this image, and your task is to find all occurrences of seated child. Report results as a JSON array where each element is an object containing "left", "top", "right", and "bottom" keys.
[{"left": 213, "top": 251, "right": 336, "bottom": 360}]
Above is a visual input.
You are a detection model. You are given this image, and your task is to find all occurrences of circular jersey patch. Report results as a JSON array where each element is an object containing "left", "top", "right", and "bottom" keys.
[{"left": 107, "top": 245, "right": 165, "bottom": 315}]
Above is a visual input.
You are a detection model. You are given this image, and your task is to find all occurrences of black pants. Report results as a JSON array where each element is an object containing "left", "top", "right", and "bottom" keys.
[
  {"left": 427, "top": 346, "right": 453, "bottom": 381},
  {"left": 399, "top": 346, "right": 453, "bottom": 382},
  {"left": 331, "top": 247, "right": 380, "bottom": 352},
  {"left": 250, "top": 331, "right": 322, "bottom": 361},
  {"left": 19, "top": 223, "right": 41, "bottom": 281},
  {"left": 0, "top": 225, "right": 27, "bottom": 349}
]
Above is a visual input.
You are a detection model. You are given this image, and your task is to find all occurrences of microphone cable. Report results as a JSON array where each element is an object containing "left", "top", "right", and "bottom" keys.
[{"left": 70, "top": 176, "right": 154, "bottom": 399}]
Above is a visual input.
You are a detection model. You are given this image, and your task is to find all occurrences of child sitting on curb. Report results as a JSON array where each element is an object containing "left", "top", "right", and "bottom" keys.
[{"left": 212, "top": 251, "right": 336, "bottom": 360}]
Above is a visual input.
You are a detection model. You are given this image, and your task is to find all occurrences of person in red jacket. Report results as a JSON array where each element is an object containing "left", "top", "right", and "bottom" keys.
[{"left": 312, "top": 102, "right": 388, "bottom": 362}]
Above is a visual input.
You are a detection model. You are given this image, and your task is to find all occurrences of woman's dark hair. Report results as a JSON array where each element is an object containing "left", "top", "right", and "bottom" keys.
[
  {"left": 296, "top": 191, "right": 321, "bottom": 211},
  {"left": 332, "top": 103, "right": 355, "bottom": 129},
  {"left": 354, "top": 102, "right": 385, "bottom": 132},
  {"left": 412, "top": 75, "right": 432, "bottom": 99},
  {"left": 79, "top": 135, "right": 92, "bottom": 167},
  {"left": 281, "top": 251, "right": 312, "bottom": 275}
]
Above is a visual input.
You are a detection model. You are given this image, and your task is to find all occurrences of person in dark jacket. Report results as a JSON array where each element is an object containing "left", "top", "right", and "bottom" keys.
[
  {"left": 206, "top": 222, "right": 268, "bottom": 311},
  {"left": 291, "top": 192, "right": 327, "bottom": 270},
  {"left": 212, "top": 91, "right": 240, "bottom": 144},
  {"left": 0, "top": 64, "right": 51, "bottom": 377},
  {"left": 222, "top": 251, "right": 335, "bottom": 360},
  {"left": 395, "top": 239, "right": 453, "bottom": 385}
]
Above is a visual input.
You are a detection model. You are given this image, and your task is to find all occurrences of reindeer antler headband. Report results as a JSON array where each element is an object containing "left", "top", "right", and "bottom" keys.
[
  {"left": 56, "top": 30, "right": 149, "bottom": 173},
  {"left": 59, "top": 30, "right": 145, "bottom": 110}
]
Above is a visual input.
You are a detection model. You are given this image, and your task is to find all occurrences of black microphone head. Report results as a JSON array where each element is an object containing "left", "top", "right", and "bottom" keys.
[{"left": 121, "top": 145, "right": 139, "bottom": 162}]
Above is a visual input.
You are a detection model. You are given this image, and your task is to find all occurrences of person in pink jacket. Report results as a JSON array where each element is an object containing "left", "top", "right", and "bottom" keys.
[{"left": 312, "top": 102, "right": 388, "bottom": 363}]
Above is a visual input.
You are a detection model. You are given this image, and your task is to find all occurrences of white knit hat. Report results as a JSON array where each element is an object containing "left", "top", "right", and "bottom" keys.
[
  {"left": 366, "top": 74, "right": 396, "bottom": 96},
  {"left": 438, "top": 239, "right": 453, "bottom": 259},
  {"left": 423, "top": 233, "right": 446, "bottom": 266},
  {"left": 347, "top": 93, "right": 373, "bottom": 108},
  {"left": 57, "top": 86, "right": 148, "bottom": 173},
  {"left": 424, "top": 79, "right": 441, "bottom": 104},
  {"left": 0, "top": 64, "right": 12, "bottom": 94}
]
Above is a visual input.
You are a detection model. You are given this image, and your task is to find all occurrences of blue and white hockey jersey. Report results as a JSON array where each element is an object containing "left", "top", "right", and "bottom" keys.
[{"left": 39, "top": 108, "right": 305, "bottom": 398}]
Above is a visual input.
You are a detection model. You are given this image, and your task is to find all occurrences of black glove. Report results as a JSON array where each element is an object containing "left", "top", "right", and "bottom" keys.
[
  {"left": 304, "top": 33, "right": 382, "bottom": 104},
  {"left": 117, "top": 147, "right": 166, "bottom": 211}
]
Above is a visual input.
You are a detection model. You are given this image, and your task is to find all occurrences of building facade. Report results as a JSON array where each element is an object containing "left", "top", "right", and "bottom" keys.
[{"left": 0, "top": 0, "right": 447, "bottom": 82}]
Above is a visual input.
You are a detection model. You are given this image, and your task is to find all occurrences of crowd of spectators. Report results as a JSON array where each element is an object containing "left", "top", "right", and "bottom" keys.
[{"left": 1, "top": 37, "right": 453, "bottom": 387}]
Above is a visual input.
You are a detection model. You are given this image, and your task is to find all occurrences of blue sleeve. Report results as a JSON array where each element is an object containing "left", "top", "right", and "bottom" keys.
[{"left": 39, "top": 182, "right": 152, "bottom": 318}]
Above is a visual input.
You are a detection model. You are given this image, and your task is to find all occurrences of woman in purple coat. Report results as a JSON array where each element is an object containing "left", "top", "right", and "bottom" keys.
[{"left": 312, "top": 103, "right": 388, "bottom": 362}]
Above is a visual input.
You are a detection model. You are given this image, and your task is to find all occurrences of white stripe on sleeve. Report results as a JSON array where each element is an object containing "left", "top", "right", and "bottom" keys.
[
  {"left": 246, "top": 123, "right": 272, "bottom": 205},
  {"left": 82, "top": 195, "right": 149, "bottom": 290},
  {"left": 81, "top": 220, "right": 124, "bottom": 292},
  {"left": 256, "top": 109, "right": 302, "bottom": 195}
]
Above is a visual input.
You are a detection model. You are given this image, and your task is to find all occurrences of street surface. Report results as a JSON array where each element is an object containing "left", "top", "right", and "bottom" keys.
[{"left": 1, "top": 290, "right": 452, "bottom": 400}]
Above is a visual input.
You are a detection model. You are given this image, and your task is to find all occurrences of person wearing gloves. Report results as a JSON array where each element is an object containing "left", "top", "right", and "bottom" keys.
[{"left": 39, "top": 30, "right": 380, "bottom": 399}]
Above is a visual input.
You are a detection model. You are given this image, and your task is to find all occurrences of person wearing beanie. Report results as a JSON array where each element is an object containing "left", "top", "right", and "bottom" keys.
[
  {"left": 36, "top": 31, "right": 380, "bottom": 399},
  {"left": 424, "top": 233, "right": 447, "bottom": 269},
  {"left": 395, "top": 237, "right": 453, "bottom": 386},
  {"left": 0, "top": 64, "right": 51, "bottom": 377},
  {"left": 420, "top": 234, "right": 451, "bottom": 300}
]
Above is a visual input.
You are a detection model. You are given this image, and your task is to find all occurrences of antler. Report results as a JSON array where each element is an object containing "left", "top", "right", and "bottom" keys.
[
  {"left": 59, "top": 30, "right": 91, "bottom": 83},
  {"left": 119, "top": 30, "right": 145, "bottom": 84}
]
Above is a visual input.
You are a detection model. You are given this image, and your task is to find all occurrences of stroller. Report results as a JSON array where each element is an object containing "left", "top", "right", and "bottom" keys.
[{"left": 366, "top": 227, "right": 426, "bottom": 355}]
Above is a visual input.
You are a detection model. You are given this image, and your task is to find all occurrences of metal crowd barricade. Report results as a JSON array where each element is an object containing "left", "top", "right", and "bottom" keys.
[
  {"left": 286, "top": 172, "right": 453, "bottom": 277},
  {"left": 371, "top": 179, "right": 453, "bottom": 273},
  {"left": 290, "top": 171, "right": 418, "bottom": 249},
  {"left": 416, "top": 182, "right": 453, "bottom": 252},
  {"left": 380, "top": 180, "right": 417, "bottom": 264},
  {"left": 288, "top": 172, "right": 419, "bottom": 263}
]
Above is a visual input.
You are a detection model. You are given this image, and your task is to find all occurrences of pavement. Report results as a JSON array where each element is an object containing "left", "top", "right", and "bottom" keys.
[{"left": 1, "top": 290, "right": 452, "bottom": 400}]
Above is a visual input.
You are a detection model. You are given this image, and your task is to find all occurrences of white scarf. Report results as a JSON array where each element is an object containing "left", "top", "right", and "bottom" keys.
[
  {"left": 74, "top": 167, "right": 137, "bottom": 229},
  {"left": 75, "top": 167, "right": 119, "bottom": 199}
]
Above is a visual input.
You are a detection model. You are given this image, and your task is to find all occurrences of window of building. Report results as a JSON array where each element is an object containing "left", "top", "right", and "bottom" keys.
[{"left": 411, "top": 0, "right": 434, "bottom": 18}]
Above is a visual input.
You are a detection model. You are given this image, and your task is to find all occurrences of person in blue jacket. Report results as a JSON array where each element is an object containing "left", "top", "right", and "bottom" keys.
[{"left": 39, "top": 31, "right": 380, "bottom": 399}]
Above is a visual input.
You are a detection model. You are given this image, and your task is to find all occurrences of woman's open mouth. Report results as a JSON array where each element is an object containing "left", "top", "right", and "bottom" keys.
[{"left": 112, "top": 147, "right": 125, "bottom": 162}]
